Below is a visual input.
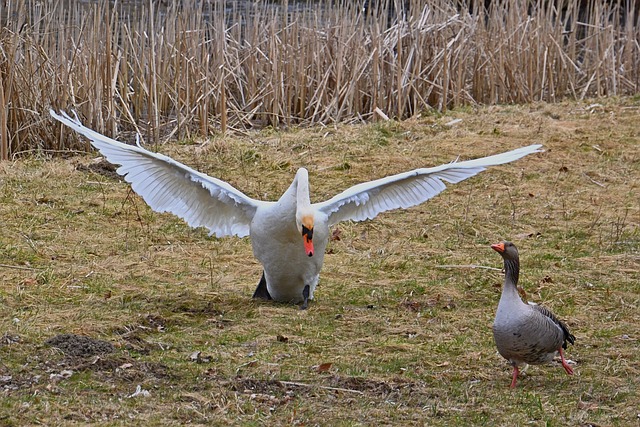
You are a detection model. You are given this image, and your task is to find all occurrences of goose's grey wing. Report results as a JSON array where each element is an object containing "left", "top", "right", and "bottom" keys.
[
  {"left": 314, "top": 144, "right": 542, "bottom": 226},
  {"left": 530, "top": 304, "right": 576, "bottom": 349},
  {"left": 51, "top": 110, "right": 265, "bottom": 238}
]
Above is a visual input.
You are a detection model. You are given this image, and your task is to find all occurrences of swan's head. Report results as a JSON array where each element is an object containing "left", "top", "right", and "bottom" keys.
[
  {"left": 297, "top": 213, "right": 315, "bottom": 257},
  {"left": 294, "top": 168, "right": 314, "bottom": 257}
]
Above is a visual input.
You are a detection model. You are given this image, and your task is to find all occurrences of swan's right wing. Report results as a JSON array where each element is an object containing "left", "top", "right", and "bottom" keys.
[
  {"left": 51, "top": 110, "right": 265, "bottom": 238},
  {"left": 314, "top": 144, "right": 542, "bottom": 226}
]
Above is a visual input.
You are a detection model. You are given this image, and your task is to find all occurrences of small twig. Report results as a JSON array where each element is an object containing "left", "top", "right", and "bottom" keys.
[
  {"left": 463, "top": 187, "right": 473, "bottom": 222},
  {"left": 0, "top": 263, "right": 41, "bottom": 271},
  {"left": 583, "top": 173, "right": 605, "bottom": 188},
  {"left": 279, "top": 381, "right": 365, "bottom": 395},
  {"left": 436, "top": 264, "right": 502, "bottom": 271},
  {"left": 84, "top": 181, "right": 117, "bottom": 186},
  {"left": 505, "top": 186, "right": 516, "bottom": 222}
]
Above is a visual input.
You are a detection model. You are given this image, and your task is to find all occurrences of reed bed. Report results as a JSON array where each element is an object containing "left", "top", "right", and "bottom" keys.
[{"left": 0, "top": 0, "right": 638, "bottom": 157}]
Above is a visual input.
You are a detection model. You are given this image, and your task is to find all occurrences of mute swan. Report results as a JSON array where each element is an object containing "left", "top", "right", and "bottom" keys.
[{"left": 51, "top": 109, "right": 541, "bottom": 309}]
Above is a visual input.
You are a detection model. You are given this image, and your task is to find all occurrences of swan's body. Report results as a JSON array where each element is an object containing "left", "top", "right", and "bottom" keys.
[
  {"left": 491, "top": 241, "right": 575, "bottom": 388},
  {"left": 51, "top": 109, "right": 541, "bottom": 308},
  {"left": 249, "top": 168, "right": 330, "bottom": 305}
]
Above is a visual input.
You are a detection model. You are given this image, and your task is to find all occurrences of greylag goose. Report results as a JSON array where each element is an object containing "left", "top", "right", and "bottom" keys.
[
  {"left": 50, "top": 109, "right": 541, "bottom": 309},
  {"left": 491, "top": 241, "right": 575, "bottom": 388}
]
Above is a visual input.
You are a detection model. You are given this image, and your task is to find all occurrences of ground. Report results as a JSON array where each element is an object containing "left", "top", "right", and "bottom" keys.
[{"left": 0, "top": 99, "right": 638, "bottom": 426}]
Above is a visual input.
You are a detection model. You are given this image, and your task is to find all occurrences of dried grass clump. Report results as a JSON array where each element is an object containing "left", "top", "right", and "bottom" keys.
[
  {"left": 0, "top": 100, "right": 638, "bottom": 425},
  {"left": 0, "top": 0, "right": 638, "bottom": 157}
]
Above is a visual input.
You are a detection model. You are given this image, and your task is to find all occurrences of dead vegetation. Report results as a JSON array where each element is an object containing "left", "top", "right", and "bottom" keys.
[
  {"left": 1, "top": 0, "right": 639, "bottom": 158},
  {"left": 0, "top": 99, "right": 638, "bottom": 425}
]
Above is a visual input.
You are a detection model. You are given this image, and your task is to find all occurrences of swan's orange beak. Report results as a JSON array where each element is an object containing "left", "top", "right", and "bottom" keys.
[
  {"left": 302, "top": 223, "right": 314, "bottom": 257},
  {"left": 491, "top": 242, "right": 505, "bottom": 253},
  {"left": 303, "top": 233, "right": 314, "bottom": 257}
]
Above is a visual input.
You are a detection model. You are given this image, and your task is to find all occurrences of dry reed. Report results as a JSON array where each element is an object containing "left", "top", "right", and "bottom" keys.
[{"left": 0, "top": 0, "right": 638, "bottom": 158}]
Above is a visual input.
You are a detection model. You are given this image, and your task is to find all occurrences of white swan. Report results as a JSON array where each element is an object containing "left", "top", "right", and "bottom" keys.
[{"left": 50, "top": 109, "right": 542, "bottom": 309}]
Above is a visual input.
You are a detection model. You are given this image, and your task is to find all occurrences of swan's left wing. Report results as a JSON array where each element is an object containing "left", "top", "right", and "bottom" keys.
[
  {"left": 314, "top": 144, "right": 542, "bottom": 226},
  {"left": 50, "top": 109, "right": 265, "bottom": 238}
]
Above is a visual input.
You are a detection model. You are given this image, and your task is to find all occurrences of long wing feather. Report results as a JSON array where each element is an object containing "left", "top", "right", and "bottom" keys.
[
  {"left": 50, "top": 109, "right": 264, "bottom": 238},
  {"left": 314, "top": 144, "right": 542, "bottom": 226},
  {"left": 531, "top": 304, "right": 576, "bottom": 349}
]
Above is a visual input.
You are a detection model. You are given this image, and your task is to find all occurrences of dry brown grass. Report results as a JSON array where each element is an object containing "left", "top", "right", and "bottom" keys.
[
  {"left": 1, "top": 0, "right": 639, "bottom": 158},
  {"left": 0, "top": 98, "right": 638, "bottom": 425}
]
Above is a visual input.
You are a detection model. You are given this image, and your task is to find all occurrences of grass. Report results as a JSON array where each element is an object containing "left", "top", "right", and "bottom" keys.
[{"left": 0, "top": 99, "right": 639, "bottom": 425}]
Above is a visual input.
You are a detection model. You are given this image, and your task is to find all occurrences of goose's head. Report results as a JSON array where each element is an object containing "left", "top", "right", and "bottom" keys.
[
  {"left": 491, "top": 241, "right": 519, "bottom": 260},
  {"left": 297, "top": 211, "right": 315, "bottom": 257}
]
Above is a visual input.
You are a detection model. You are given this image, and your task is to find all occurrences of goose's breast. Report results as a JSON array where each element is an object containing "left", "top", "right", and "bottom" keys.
[{"left": 493, "top": 311, "right": 563, "bottom": 365}]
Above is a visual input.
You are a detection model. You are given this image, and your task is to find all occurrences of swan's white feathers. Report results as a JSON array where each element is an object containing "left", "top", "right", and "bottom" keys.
[
  {"left": 315, "top": 144, "right": 541, "bottom": 226},
  {"left": 51, "top": 108, "right": 542, "bottom": 305},
  {"left": 51, "top": 110, "right": 541, "bottom": 234},
  {"left": 50, "top": 109, "right": 263, "bottom": 238}
]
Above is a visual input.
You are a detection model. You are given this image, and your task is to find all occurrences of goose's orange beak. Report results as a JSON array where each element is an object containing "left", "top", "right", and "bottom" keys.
[{"left": 491, "top": 242, "right": 505, "bottom": 253}]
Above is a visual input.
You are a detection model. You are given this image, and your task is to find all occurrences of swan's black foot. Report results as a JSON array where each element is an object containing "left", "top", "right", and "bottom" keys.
[
  {"left": 252, "top": 272, "right": 272, "bottom": 300},
  {"left": 299, "top": 284, "right": 310, "bottom": 310}
]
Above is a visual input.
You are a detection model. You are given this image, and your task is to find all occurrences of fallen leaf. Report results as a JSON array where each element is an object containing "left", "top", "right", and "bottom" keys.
[
  {"left": 443, "top": 299, "right": 456, "bottom": 310},
  {"left": 577, "top": 400, "right": 599, "bottom": 411},
  {"left": 189, "top": 351, "right": 212, "bottom": 363},
  {"left": 20, "top": 278, "right": 37, "bottom": 286},
  {"left": 400, "top": 300, "right": 421, "bottom": 312},
  {"left": 425, "top": 295, "right": 441, "bottom": 306},
  {"left": 315, "top": 362, "right": 332, "bottom": 373},
  {"left": 515, "top": 232, "right": 541, "bottom": 239},
  {"left": 236, "top": 360, "right": 258, "bottom": 373},
  {"left": 517, "top": 286, "right": 528, "bottom": 300}
]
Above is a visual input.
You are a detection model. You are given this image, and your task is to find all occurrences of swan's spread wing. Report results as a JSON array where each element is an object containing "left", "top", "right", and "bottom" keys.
[
  {"left": 51, "top": 110, "right": 263, "bottom": 237},
  {"left": 314, "top": 144, "right": 542, "bottom": 226}
]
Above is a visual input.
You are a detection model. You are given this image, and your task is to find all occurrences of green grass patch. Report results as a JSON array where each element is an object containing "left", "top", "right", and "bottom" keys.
[{"left": 0, "top": 101, "right": 638, "bottom": 425}]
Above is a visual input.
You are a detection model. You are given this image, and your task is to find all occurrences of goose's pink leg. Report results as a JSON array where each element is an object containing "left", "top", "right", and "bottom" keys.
[
  {"left": 510, "top": 365, "right": 519, "bottom": 388},
  {"left": 559, "top": 348, "right": 574, "bottom": 375}
]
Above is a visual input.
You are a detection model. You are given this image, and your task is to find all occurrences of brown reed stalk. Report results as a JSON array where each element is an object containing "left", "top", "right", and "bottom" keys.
[{"left": 0, "top": 0, "right": 637, "bottom": 155}]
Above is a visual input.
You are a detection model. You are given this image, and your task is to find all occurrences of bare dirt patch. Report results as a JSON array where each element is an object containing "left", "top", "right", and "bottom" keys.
[
  {"left": 45, "top": 334, "right": 115, "bottom": 358},
  {"left": 75, "top": 159, "right": 120, "bottom": 180}
]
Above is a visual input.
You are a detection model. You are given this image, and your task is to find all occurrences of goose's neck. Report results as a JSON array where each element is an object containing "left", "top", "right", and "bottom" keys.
[{"left": 503, "top": 257, "right": 520, "bottom": 290}]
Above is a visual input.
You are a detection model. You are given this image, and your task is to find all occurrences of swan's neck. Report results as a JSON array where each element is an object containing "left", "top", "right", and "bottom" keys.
[{"left": 295, "top": 168, "right": 311, "bottom": 211}]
